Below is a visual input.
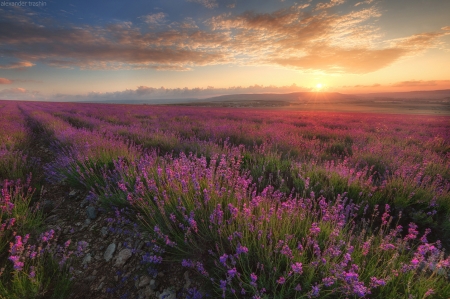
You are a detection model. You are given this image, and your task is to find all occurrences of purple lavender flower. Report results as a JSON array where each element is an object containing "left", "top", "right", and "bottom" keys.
[
  {"left": 309, "top": 222, "right": 321, "bottom": 236},
  {"left": 310, "top": 285, "right": 320, "bottom": 297},
  {"left": 182, "top": 259, "right": 194, "bottom": 267},
  {"left": 236, "top": 244, "right": 249, "bottom": 255},
  {"left": 219, "top": 254, "right": 228, "bottom": 266},
  {"left": 370, "top": 277, "right": 386, "bottom": 288},
  {"left": 277, "top": 276, "right": 286, "bottom": 284},
  {"left": 291, "top": 262, "right": 303, "bottom": 274},
  {"left": 322, "top": 276, "right": 335, "bottom": 287},
  {"left": 228, "top": 267, "right": 237, "bottom": 278}
]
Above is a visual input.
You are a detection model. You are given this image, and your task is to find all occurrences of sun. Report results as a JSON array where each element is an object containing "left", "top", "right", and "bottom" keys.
[{"left": 316, "top": 83, "right": 323, "bottom": 90}]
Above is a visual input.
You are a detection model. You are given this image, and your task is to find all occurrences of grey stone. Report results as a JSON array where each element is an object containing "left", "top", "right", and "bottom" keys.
[
  {"left": 139, "top": 286, "right": 155, "bottom": 299},
  {"left": 184, "top": 271, "right": 191, "bottom": 289},
  {"left": 158, "top": 288, "right": 176, "bottom": 299},
  {"left": 86, "top": 206, "right": 97, "bottom": 219},
  {"left": 104, "top": 243, "right": 116, "bottom": 261},
  {"left": 96, "top": 282, "right": 104, "bottom": 291},
  {"left": 82, "top": 253, "right": 92, "bottom": 265},
  {"left": 85, "top": 218, "right": 91, "bottom": 225},
  {"left": 114, "top": 248, "right": 132, "bottom": 267},
  {"left": 84, "top": 275, "right": 96, "bottom": 282},
  {"left": 149, "top": 279, "right": 158, "bottom": 290},
  {"left": 138, "top": 276, "right": 151, "bottom": 288},
  {"left": 100, "top": 226, "right": 109, "bottom": 238},
  {"left": 80, "top": 198, "right": 89, "bottom": 208}
]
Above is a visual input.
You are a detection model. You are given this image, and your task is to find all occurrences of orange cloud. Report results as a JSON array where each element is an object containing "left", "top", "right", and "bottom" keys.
[
  {"left": 355, "top": 0, "right": 374, "bottom": 7},
  {"left": 343, "top": 83, "right": 381, "bottom": 88},
  {"left": 391, "top": 80, "right": 450, "bottom": 88},
  {"left": 392, "top": 32, "right": 448, "bottom": 51},
  {"left": 0, "top": 4, "right": 447, "bottom": 73},
  {"left": 0, "top": 61, "right": 35, "bottom": 69},
  {"left": 315, "top": 0, "right": 345, "bottom": 11},
  {"left": 269, "top": 46, "right": 406, "bottom": 73},
  {"left": 0, "top": 78, "right": 12, "bottom": 84}
]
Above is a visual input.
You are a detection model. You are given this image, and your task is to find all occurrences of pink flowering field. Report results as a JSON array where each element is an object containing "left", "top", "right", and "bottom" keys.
[{"left": 1, "top": 100, "right": 449, "bottom": 298}]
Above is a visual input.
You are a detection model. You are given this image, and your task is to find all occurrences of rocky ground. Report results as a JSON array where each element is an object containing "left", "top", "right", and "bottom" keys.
[{"left": 40, "top": 185, "right": 206, "bottom": 299}]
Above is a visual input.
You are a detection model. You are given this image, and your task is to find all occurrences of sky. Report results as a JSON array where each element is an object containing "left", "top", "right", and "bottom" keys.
[{"left": 1, "top": 0, "right": 450, "bottom": 102}]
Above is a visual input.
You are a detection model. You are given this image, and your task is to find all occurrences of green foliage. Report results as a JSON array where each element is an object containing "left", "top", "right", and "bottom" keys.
[{"left": 0, "top": 253, "right": 72, "bottom": 299}]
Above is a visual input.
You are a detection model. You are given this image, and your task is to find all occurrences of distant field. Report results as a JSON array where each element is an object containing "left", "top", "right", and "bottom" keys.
[{"left": 176, "top": 98, "right": 450, "bottom": 115}]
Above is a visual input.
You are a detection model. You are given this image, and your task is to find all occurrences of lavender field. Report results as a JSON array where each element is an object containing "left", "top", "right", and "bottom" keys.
[{"left": 1, "top": 100, "right": 450, "bottom": 299}]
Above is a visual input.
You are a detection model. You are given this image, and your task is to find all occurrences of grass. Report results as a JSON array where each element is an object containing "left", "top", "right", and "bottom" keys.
[{"left": 0, "top": 180, "right": 73, "bottom": 299}]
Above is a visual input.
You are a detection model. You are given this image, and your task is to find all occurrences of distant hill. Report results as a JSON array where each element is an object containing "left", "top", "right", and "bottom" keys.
[
  {"left": 73, "top": 89, "right": 450, "bottom": 107},
  {"left": 173, "top": 90, "right": 450, "bottom": 114},
  {"left": 354, "top": 89, "right": 450, "bottom": 100},
  {"left": 201, "top": 92, "right": 355, "bottom": 103},
  {"left": 196, "top": 90, "right": 450, "bottom": 104}
]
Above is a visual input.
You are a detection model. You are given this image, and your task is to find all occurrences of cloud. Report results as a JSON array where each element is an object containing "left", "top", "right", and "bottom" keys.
[
  {"left": 208, "top": 5, "right": 448, "bottom": 73},
  {"left": 0, "top": 87, "right": 43, "bottom": 100},
  {"left": 339, "top": 80, "right": 450, "bottom": 92},
  {"left": 0, "top": 16, "right": 231, "bottom": 70},
  {"left": 0, "top": 4, "right": 447, "bottom": 74},
  {"left": 269, "top": 46, "right": 406, "bottom": 73},
  {"left": 346, "top": 83, "right": 381, "bottom": 88},
  {"left": 48, "top": 84, "right": 310, "bottom": 103},
  {"left": 0, "top": 78, "right": 12, "bottom": 84},
  {"left": 0, "top": 61, "right": 35, "bottom": 69},
  {"left": 0, "top": 87, "right": 27, "bottom": 94},
  {"left": 355, "top": 0, "right": 374, "bottom": 7},
  {"left": 141, "top": 12, "right": 167, "bottom": 25},
  {"left": 187, "top": 0, "right": 218, "bottom": 9},
  {"left": 391, "top": 80, "right": 450, "bottom": 88},
  {"left": 391, "top": 32, "right": 448, "bottom": 51},
  {"left": 179, "top": 17, "right": 199, "bottom": 29},
  {"left": 315, "top": 0, "right": 345, "bottom": 10}
]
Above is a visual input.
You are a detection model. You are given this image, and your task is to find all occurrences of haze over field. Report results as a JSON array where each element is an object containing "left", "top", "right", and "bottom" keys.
[{"left": 0, "top": 0, "right": 450, "bottom": 103}]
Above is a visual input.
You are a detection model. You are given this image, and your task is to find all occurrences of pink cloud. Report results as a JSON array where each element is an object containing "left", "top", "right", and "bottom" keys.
[
  {"left": 0, "top": 87, "right": 27, "bottom": 95},
  {"left": 0, "top": 78, "right": 12, "bottom": 84},
  {"left": 0, "top": 61, "right": 35, "bottom": 69}
]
